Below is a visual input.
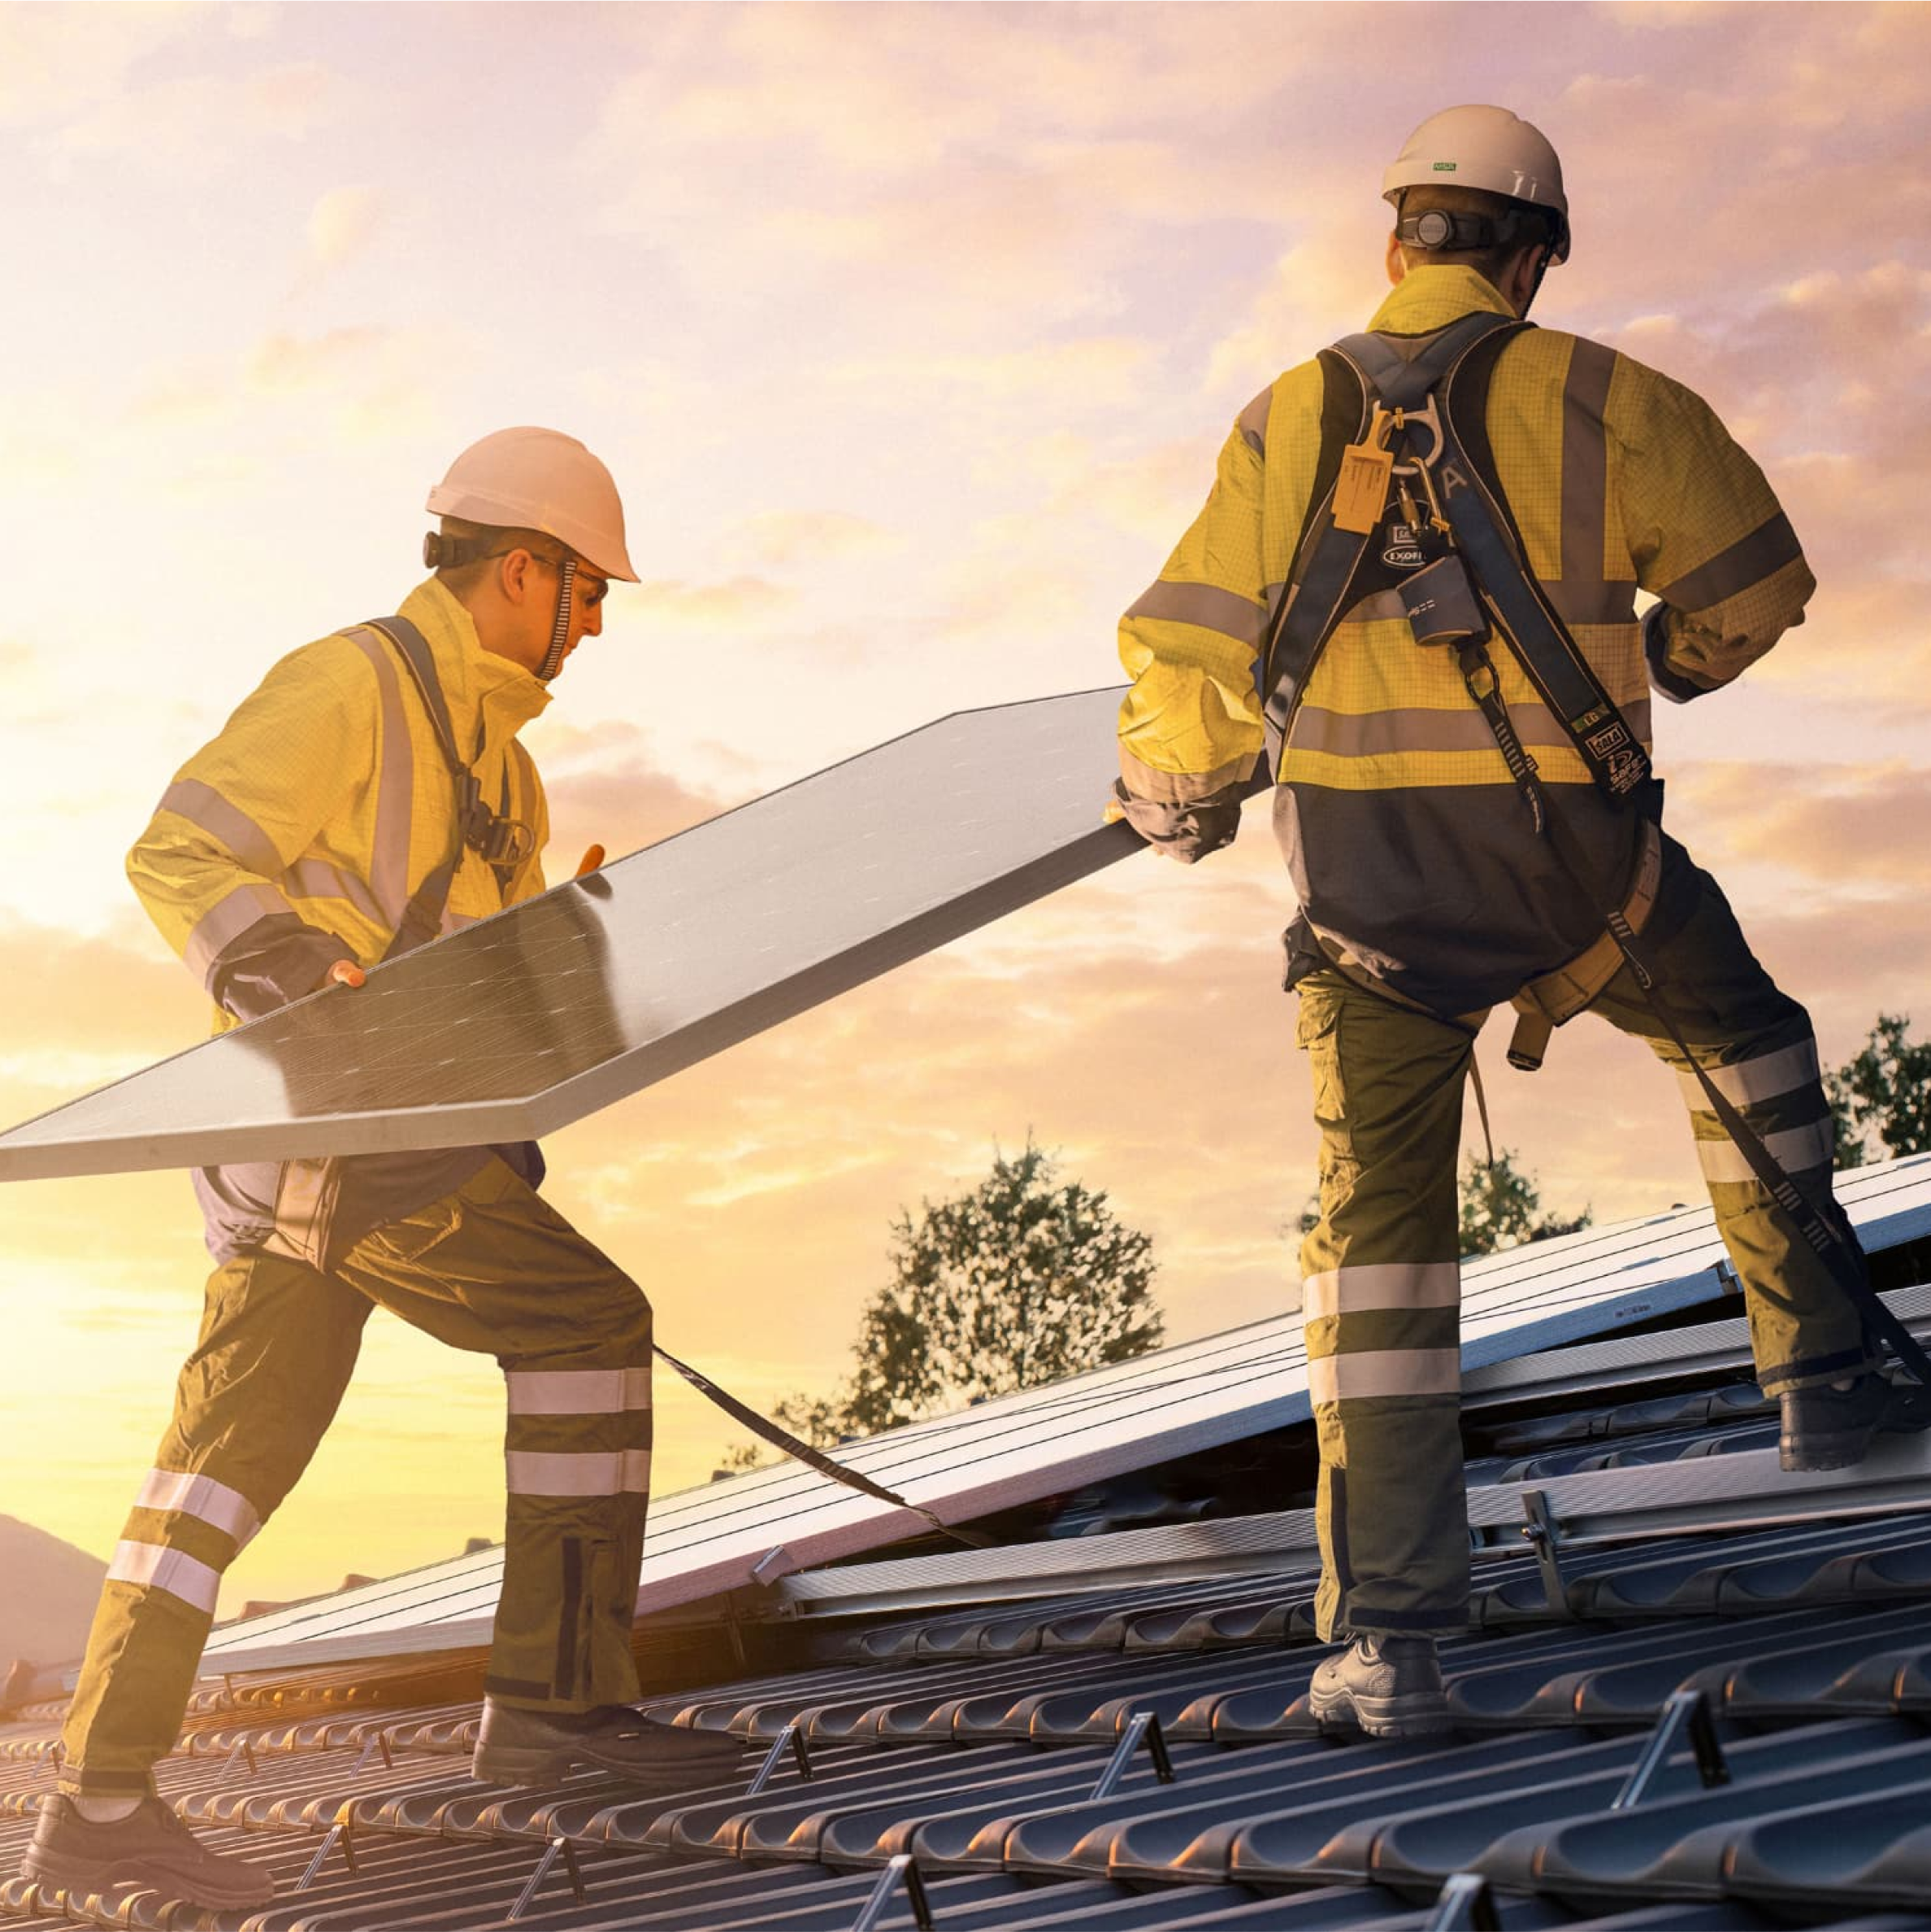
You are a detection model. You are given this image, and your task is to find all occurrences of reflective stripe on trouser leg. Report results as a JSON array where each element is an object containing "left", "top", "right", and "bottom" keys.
[
  {"left": 60, "top": 1253, "right": 369, "bottom": 1796},
  {"left": 1587, "top": 836, "right": 1870, "bottom": 1395},
  {"left": 1295, "top": 971, "right": 1473, "bottom": 1643},
  {"left": 497, "top": 1367, "right": 652, "bottom": 1709},
  {"left": 328, "top": 1157, "right": 656, "bottom": 1713}
]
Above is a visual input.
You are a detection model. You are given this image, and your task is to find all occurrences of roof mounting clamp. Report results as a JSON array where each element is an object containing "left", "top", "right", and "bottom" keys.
[
  {"left": 1425, "top": 1873, "right": 1501, "bottom": 1931},
  {"left": 1088, "top": 1708, "right": 1178, "bottom": 1803},
  {"left": 507, "top": 1835, "right": 588, "bottom": 1921},
  {"left": 1612, "top": 1686, "right": 1729, "bottom": 1809},
  {"left": 851, "top": 1853, "right": 935, "bottom": 1932},
  {"left": 749, "top": 1545, "right": 795, "bottom": 1588},
  {"left": 747, "top": 1719, "right": 816, "bottom": 1795},
  {"left": 349, "top": 1730, "right": 394, "bottom": 1774},
  {"left": 296, "top": 1801, "right": 360, "bottom": 1891},
  {"left": 1519, "top": 1489, "right": 1573, "bottom": 1621},
  {"left": 217, "top": 1738, "right": 258, "bottom": 1785}
]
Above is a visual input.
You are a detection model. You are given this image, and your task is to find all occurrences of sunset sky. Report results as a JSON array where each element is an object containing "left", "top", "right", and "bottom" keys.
[{"left": 2, "top": 1, "right": 1927, "bottom": 1612}]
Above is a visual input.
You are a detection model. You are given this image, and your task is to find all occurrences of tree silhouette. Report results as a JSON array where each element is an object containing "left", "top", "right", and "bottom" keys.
[
  {"left": 1826, "top": 1014, "right": 1931, "bottom": 1169},
  {"left": 736, "top": 1136, "right": 1163, "bottom": 1462}
]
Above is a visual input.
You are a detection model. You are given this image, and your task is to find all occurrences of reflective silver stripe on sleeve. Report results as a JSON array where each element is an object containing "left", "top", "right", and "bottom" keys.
[
  {"left": 1124, "top": 580, "right": 1265, "bottom": 649},
  {"left": 1237, "top": 386, "right": 1271, "bottom": 458},
  {"left": 106, "top": 1539, "right": 221, "bottom": 1614},
  {"left": 1659, "top": 512, "right": 1803, "bottom": 612},
  {"left": 158, "top": 779, "right": 282, "bottom": 878},
  {"left": 1291, "top": 697, "right": 1651, "bottom": 759},
  {"left": 1307, "top": 1348, "right": 1462, "bottom": 1402},
  {"left": 346, "top": 629, "right": 418, "bottom": 929},
  {"left": 506, "top": 1368, "right": 650, "bottom": 1416},
  {"left": 183, "top": 883, "right": 295, "bottom": 988},
  {"left": 506, "top": 1449, "right": 651, "bottom": 1496},
  {"left": 1696, "top": 1117, "right": 1836, "bottom": 1185},
  {"left": 1677, "top": 1037, "right": 1820, "bottom": 1113},
  {"left": 133, "top": 1469, "right": 262, "bottom": 1548},
  {"left": 1302, "top": 1263, "right": 1460, "bottom": 1322},
  {"left": 284, "top": 858, "right": 387, "bottom": 928}
]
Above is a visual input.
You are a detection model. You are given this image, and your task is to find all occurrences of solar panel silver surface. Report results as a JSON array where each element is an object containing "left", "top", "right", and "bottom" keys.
[
  {"left": 0, "top": 688, "right": 1137, "bottom": 1179},
  {"left": 179, "top": 1153, "right": 1931, "bottom": 1674}
]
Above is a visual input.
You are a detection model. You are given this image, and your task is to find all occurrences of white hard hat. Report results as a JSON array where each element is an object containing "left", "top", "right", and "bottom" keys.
[
  {"left": 1383, "top": 105, "right": 1570, "bottom": 263},
  {"left": 426, "top": 427, "right": 639, "bottom": 581}
]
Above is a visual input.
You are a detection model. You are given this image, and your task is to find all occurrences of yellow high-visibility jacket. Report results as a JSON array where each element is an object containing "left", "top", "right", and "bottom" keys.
[
  {"left": 1116, "top": 265, "right": 1814, "bottom": 1015},
  {"left": 128, "top": 575, "right": 555, "bottom": 1261}
]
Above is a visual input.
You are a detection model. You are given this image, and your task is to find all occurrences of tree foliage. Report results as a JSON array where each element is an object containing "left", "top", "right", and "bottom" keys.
[
  {"left": 1457, "top": 1148, "right": 1592, "bottom": 1257},
  {"left": 735, "top": 1138, "right": 1164, "bottom": 1464},
  {"left": 1825, "top": 1014, "right": 1931, "bottom": 1170}
]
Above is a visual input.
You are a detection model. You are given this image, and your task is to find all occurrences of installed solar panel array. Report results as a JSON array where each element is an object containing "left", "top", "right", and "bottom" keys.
[
  {"left": 0, "top": 688, "right": 1135, "bottom": 1178},
  {"left": 185, "top": 1153, "right": 1931, "bottom": 1674}
]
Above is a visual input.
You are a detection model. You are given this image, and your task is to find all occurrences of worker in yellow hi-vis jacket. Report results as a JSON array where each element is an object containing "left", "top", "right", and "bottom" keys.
[
  {"left": 1112, "top": 105, "right": 1926, "bottom": 1739},
  {"left": 22, "top": 430, "right": 747, "bottom": 1913}
]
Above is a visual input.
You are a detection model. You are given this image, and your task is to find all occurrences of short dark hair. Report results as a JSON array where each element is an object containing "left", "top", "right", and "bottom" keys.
[{"left": 1393, "top": 185, "right": 1557, "bottom": 286}]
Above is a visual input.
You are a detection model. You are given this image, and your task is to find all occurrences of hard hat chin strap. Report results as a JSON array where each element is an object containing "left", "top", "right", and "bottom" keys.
[{"left": 538, "top": 556, "right": 577, "bottom": 682}]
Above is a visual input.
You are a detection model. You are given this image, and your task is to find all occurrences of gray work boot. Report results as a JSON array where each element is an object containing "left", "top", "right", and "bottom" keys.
[
  {"left": 1780, "top": 1370, "right": 1931, "bottom": 1473},
  {"left": 1308, "top": 1632, "right": 1452, "bottom": 1738},
  {"left": 20, "top": 1794, "right": 276, "bottom": 1910},
  {"left": 471, "top": 1699, "right": 752, "bottom": 1788}
]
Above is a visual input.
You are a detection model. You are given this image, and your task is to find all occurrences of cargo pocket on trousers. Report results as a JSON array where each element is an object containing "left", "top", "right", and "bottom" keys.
[
  {"left": 350, "top": 1195, "right": 464, "bottom": 1270},
  {"left": 1295, "top": 996, "right": 1348, "bottom": 1130}
]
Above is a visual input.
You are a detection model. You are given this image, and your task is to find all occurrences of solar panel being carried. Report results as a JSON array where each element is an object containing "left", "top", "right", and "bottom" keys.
[{"left": 0, "top": 688, "right": 1135, "bottom": 1179}]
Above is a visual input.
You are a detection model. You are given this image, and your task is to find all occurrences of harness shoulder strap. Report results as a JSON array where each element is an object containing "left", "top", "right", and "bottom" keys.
[
  {"left": 361, "top": 615, "right": 466, "bottom": 779},
  {"left": 346, "top": 617, "right": 473, "bottom": 958},
  {"left": 1430, "top": 331, "right": 1653, "bottom": 801}
]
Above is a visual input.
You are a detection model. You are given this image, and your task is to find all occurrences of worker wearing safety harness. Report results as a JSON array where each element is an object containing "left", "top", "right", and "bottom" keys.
[
  {"left": 1112, "top": 106, "right": 1931, "bottom": 1739},
  {"left": 23, "top": 430, "right": 749, "bottom": 1912}
]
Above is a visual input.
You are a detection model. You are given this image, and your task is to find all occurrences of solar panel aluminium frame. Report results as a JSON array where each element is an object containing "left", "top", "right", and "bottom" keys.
[
  {"left": 0, "top": 687, "right": 1142, "bottom": 1179},
  {"left": 177, "top": 1157, "right": 1931, "bottom": 1675}
]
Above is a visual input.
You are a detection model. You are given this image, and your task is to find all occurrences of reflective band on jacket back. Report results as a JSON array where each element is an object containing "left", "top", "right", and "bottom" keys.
[
  {"left": 106, "top": 1539, "right": 222, "bottom": 1614},
  {"left": 506, "top": 1367, "right": 650, "bottom": 1415},
  {"left": 1307, "top": 1347, "right": 1462, "bottom": 1403},
  {"left": 346, "top": 627, "right": 420, "bottom": 930},
  {"left": 1677, "top": 1037, "right": 1820, "bottom": 1112},
  {"left": 1697, "top": 1117, "right": 1834, "bottom": 1184},
  {"left": 133, "top": 1468, "right": 262, "bottom": 1548},
  {"left": 506, "top": 1448, "right": 651, "bottom": 1496},
  {"left": 1302, "top": 1262, "right": 1460, "bottom": 1322}
]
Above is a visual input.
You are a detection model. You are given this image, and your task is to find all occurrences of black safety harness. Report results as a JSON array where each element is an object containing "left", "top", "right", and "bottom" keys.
[{"left": 1258, "top": 311, "right": 1931, "bottom": 1388}]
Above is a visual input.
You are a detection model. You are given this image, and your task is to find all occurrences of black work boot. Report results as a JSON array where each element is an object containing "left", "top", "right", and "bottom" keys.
[
  {"left": 1780, "top": 1370, "right": 1931, "bottom": 1473},
  {"left": 20, "top": 1794, "right": 276, "bottom": 1910},
  {"left": 1308, "top": 1632, "right": 1451, "bottom": 1738},
  {"left": 471, "top": 1700, "right": 752, "bottom": 1788}
]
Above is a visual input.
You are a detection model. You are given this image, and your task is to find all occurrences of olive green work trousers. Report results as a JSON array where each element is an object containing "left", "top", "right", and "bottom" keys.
[
  {"left": 59, "top": 1157, "right": 653, "bottom": 1797},
  {"left": 1295, "top": 838, "right": 1868, "bottom": 1641}
]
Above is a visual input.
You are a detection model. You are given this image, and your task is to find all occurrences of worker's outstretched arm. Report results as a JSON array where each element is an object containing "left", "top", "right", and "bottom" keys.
[
  {"left": 128, "top": 638, "right": 371, "bottom": 1022},
  {"left": 1617, "top": 363, "right": 1816, "bottom": 704},
  {"left": 1114, "top": 376, "right": 1298, "bottom": 862}
]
